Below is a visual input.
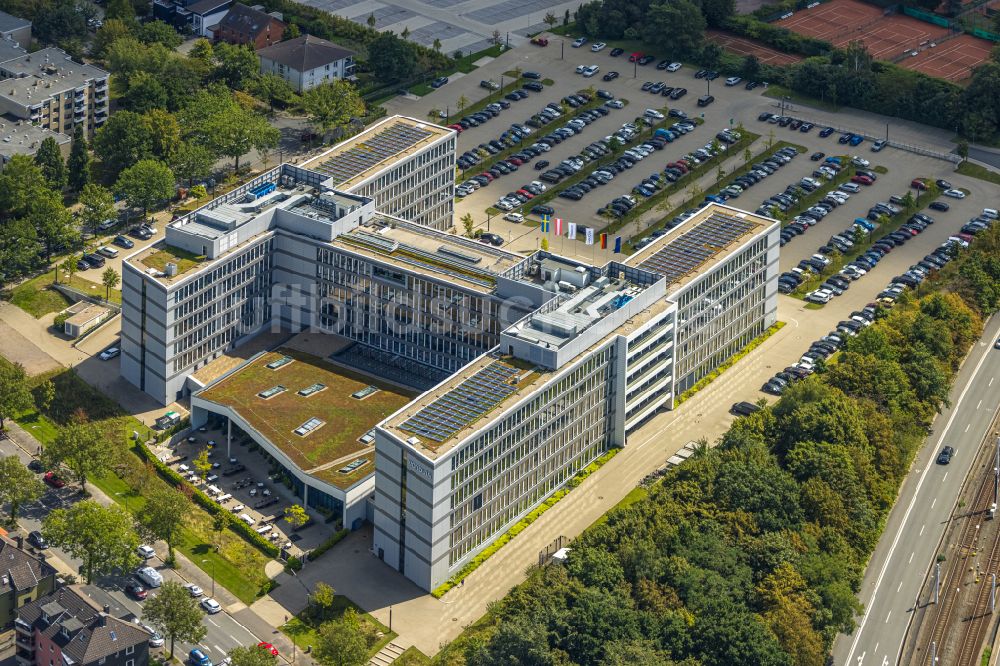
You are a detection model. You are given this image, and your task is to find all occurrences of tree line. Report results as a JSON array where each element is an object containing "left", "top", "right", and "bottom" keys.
[
  {"left": 446, "top": 228, "right": 998, "bottom": 665},
  {"left": 572, "top": 0, "right": 1000, "bottom": 142}
]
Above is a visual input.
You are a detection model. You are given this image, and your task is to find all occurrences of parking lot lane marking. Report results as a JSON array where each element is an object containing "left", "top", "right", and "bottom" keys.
[
  {"left": 919, "top": 524, "right": 925, "bottom": 536},
  {"left": 229, "top": 635, "right": 239, "bottom": 643},
  {"left": 931, "top": 498, "right": 937, "bottom": 509},
  {"left": 873, "top": 643, "right": 878, "bottom": 654},
  {"left": 943, "top": 472, "right": 948, "bottom": 483},
  {"left": 858, "top": 651, "right": 866, "bottom": 665},
  {"left": 881, "top": 656, "right": 889, "bottom": 666},
  {"left": 897, "top": 580, "right": 903, "bottom": 592},
  {"left": 966, "top": 423, "right": 971, "bottom": 432},
  {"left": 990, "top": 377, "right": 994, "bottom": 387},
  {"left": 885, "top": 611, "right": 891, "bottom": 624},
  {"left": 215, "top": 645, "right": 225, "bottom": 655},
  {"left": 909, "top": 551, "right": 914, "bottom": 564},
  {"left": 208, "top": 618, "right": 220, "bottom": 627},
  {"left": 978, "top": 399, "right": 983, "bottom": 409}
]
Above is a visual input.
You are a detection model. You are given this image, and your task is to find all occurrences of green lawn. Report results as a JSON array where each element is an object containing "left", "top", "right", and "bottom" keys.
[
  {"left": 9, "top": 272, "right": 121, "bottom": 318},
  {"left": 956, "top": 160, "right": 1000, "bottom": 186},
  {"left": 589, "top": 486, "right": 649, "bottom": 529},
  {"left": 454, "top": 44, "right": 503, "bottom": 73},
  {"left": 395, "top": 647, "right": 431, "bottom": 665},
  {"left": 281, "top": 596, "right": 395, "bottom": 659},
  {"left": 409, "top": 82, "right": 433, "bottom": 96}
]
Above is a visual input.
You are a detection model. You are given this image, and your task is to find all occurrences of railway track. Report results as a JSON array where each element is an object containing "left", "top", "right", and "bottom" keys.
[{"left": 914, "top": 424, "right": 1000, "bottom": 665}]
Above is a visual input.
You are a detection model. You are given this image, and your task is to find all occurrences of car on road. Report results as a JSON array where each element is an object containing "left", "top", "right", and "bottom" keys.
[
  {"left": 591, "top": 42, "right": 606, "bottom": 51},
  {"left": 943, "top": 188, "right": 966, "bottom": 199},
  {"left": 200, "top": 598, "right": 222, "bottom": 614},
  {"left": 430, "top": 76, "right": 448, "bottom": 88},
  {"left": 137, "top": 545, "right": 155, "bottom": 559},
  {"left": 189, "top": 649, "right": 213, "bottom": 666},
  {"left": 28, "top": 530, "right": 47, "bottom": 549},
  {"left": 936, "top": 445, "right": 955, "bottom": 464},
  {"left": 43, "top": 471, "right": 65, "bottom": 488},
  {"left": 995, "top": 338, "right": 1000, "bottom": 349},
  {"left": 99, "top": 347, "right": 121, "bottom": 361},
  {"left": 665, "top": 62, "right": 682, "bottom": 71},
  {"left": 257, "top": 643, "right": 279, "bottom": 656},
  {"left": 185, "top": 583, "right": 204, "bottom": 597},
  {"left": 126, "top": 580, "right": 147, "bottom": 600}
]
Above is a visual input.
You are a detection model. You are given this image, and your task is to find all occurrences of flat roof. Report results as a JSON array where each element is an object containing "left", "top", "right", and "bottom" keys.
[
  {"left": 0, "top": 48, "right": 107, "bottom": 106},
  {"left": 129, "top": 243, "right": 210, "bottom": 283},
  {"left": 0, "top": 117, "right": 69, "bottom": 160},
  {"left": 332, "top": 215, "right": 523, "bottom": 291},
  {"left": 626, "top": 203, "right": 775, "bottom": 291},
  {"left": 197, "top": 349, "right": 415, "bottom": 489},
  {"left": 300, "top": 116, "right": 453, "bottom": 190}
]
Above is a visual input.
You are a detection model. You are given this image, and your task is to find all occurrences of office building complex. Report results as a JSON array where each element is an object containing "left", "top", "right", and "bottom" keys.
[
  {"left": 121, "top": 112, "right": 777, "bottom": 591},
  {"left": 0, "top": 45, "right": 108, "bottom": 135}
]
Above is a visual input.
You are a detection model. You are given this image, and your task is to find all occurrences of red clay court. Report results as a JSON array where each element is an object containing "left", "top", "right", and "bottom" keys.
[
  {"left": 902, "top": 34, "right": 994, "bottom": 81},
  {"left": 707, "top": 30, "right": 804, "bottom": 65},
  {"left": 778, "top": 0, "right": 950, "bottom": 59}
]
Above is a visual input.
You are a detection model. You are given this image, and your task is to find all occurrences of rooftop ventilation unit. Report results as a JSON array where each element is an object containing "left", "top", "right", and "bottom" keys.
[{"left": 165, "top": 262, "right": 178, "bottom": 277}]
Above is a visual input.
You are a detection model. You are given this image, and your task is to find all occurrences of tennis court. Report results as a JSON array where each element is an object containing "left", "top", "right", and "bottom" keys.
[
  {"left": 777, "top": 0, "right": 950, "bottom": 59},
  {"left": 904, "top": 34, "right": 994, "bottom": 80},
  {"left": 707, "top": 30, "right": 804, "bottom": 65}
]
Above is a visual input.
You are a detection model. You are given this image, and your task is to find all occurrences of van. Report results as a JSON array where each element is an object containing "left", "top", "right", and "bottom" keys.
[
  {"left": 982, "top": 208, "right": 998, "bottom": 220},
  {"left": 696, "top": 95, "right": 714, "bottom": 107},
  {"left": 97, "top": 246, "right": 119, "bottom": 258},
  {"left": 136, "top": 566, "right": 163, "bottom": 588}
]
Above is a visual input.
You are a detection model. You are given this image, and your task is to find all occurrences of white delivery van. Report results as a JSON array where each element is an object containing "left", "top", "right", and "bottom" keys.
[{"left": 136, "top": 566, "right": 163, "bottom": 588}]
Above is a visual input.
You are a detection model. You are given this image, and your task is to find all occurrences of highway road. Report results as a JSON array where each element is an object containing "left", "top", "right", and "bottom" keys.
[
  {"left": 833, "top": 314, "right": 1000, "bottom": 666},
  {"left": 0, "top": 435, "right": 264, "bottom": 666}
]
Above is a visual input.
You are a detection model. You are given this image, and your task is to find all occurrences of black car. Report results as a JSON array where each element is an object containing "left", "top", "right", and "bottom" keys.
[
  {"left": 758, "top": 112, "right": 773, "bottom": 122},
  {"left": 745, "top": 81, "right": 759, "bottom": 90},
  {"left": 430, "top": 76, "right": 449, "bottom": 89},
  {"left": 731, "top": 401, "right": 761, "bottom": 416},
  {"left": 83, "top": 253, "right": 105, "bottom": 268},
  {"left": 28, "top": 530, "right": 47, "bottom": 549},
  {"left": 479, "top": 232, "right": 504, "bottom": 246},
  {"left": 669, "top": 88, "right": 687, "bottom": 100},
  {"left": 522, "top": 71, "right": 542, "bottom": 79},
  {"left": 937, "top": 445, "right": 955, "bottom": 464},
  {"left": 531, "top": 204, "right": 555, "bottom": 216},
  {"left": 28, "top": 459, "right": 44, "bottom": 472},
  {"left": 704, "top": 70, "right": 718, "bottom": 80},
  {"left": 638, "top": 55, "right": 655, "bottom": 65},
  {"left": 810, "top": 151, "right": 826, "bottom": 161},
  {"left": 533, "top": 160, "right": 550, "bottom": 171},
  {"left": 935, "top": 179, "right": 951, "bottom": 189},
  {"left": 929, "top": 201, "right": 950, "bottom": 211},
  {"left": 609, "top": 47, "right": 624, "bottom": 57},
  {"left": 819, "top": 127, "right": 835, "bottom": 138},
  {"left": 113, "top": 234, "right": 135, "bottom": 249},
  {"left": 694, "top": 69, "right": 707, "bottom": 78},
  {"left": 523, "top": 81, "right": 544, "bottom": 92},
  {"left": 656, "top": 59, "right": 671, "bottom": 70}
]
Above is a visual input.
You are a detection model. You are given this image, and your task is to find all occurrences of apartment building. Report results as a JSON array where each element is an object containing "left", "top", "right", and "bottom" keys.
[
  {"left": 0, "top": 9, "right": 31, "bottom": 48},
  {"left": 0, "top": 46, "right": 109, "bottom": 136},
  {"left": 0, "top": 118, "right": 69, "bottom": 168},
  {"left": 120, "top": 115, "right": 777, "bottom": 592},
  {"left": 301, "top": 116, "right": 456, "bottom": 231},
  {"left": 0, "top": 534, "right": 57, "bottom": 629},
  {"left": 212, "top": 3, "right": 284, "bottom": 49}
]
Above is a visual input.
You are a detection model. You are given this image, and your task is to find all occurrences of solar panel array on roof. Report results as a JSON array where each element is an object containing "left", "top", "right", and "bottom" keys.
[
  {"left": 311, "top": 123, "right": 434, "bottom": 185},
  {"left": 637, "top": 212, "right": 756, "bottom": 285},
  {"left": 400, "top": 361, "right": 522, "bottom": 443}
]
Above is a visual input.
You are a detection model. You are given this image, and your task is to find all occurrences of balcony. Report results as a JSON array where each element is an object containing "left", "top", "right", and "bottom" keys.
[{"left": 95, "top": 79, "right": 108, "bottom": 92}]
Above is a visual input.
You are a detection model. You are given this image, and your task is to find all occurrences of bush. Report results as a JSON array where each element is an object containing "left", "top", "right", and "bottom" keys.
[
  {"left": 676, "top": 322, "right": 786, "bottom": 404},
  {"left": 308, "top": 529, "right": 348, "bottom": 561}
]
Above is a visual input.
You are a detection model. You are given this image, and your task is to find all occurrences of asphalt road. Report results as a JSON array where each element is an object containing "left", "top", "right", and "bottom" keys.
[
  {"left": 0, "top": 436, "right": 263, "bottom": 666},
  {"left": 833, "top": 315, "right": 1000, "bottom": 666}
]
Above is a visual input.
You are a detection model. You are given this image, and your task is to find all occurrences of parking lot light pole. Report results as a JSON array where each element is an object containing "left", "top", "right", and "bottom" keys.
[
  {"left": 561, "top": 41, "right": 564, "bottom": 59},
  {"left": 201, "top": 559, "right": 215, "bottom": 597}
]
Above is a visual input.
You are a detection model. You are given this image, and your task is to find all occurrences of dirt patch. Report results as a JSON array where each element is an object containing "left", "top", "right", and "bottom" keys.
[{"left": 0, "top": 318, "right": 61, "bottom": 375}]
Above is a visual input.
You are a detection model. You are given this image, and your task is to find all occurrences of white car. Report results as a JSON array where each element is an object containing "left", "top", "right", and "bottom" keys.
[
  {"left": 99, "top": 347, "right": 121, "bottom": 361},
  {"left": 200, "top": 598, "right": 221, "bottom": 614},
  {"left": 495, "top": 200, "right": 514, "bottom": 211},
  {"left": 606, "top": 99, "right": 624, "bottom": 109},
  {"left": 724, "top": 76, "right": 742, "bottom": 86},
  {"left": 665, "top": 62, "right": 682, "bottom": 72},
  {"left": 137, "top": 545, "right": 155, "bottom": 560},
  {"left": 643, "top": 108, "right": 665, "bottom": 120},
  {"left": 185, "top": 583, "right": 204, "bottom": 598},
  {"left": 582, "top": 65, "right": 600, "bottom": 78},
  {"left": 591, "top": 42, "right": 606, "bottom": 52},
  {"left": 851, "top": 156, "right": 870, "bottom": 167},
  {"left": 575, "top": 64, "right": 586, "bottom": 74},
  {"left": 943, "top": 188, "right": 966, "bottom": 199},
  {"left": 504, "top": 213, "right": 524, "bottom": 223}
]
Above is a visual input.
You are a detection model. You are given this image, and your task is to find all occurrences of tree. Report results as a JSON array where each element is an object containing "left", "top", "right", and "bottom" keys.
[
  {"left": 116, "top": 159, "right": 175, "bottom": 222},
  {"left": 79, "top": 184, "right": 116, "bottom": 235},
  {"left": 42, "top": 501, "right": 140, "bottom": 583},
  {"left": 228, "top": 645, "right": 277, "bottom": 666},
  {"left": 643, "top": 0, "right": 705, "bottom": 56},
  {"left": 368, "top": 33, "right": 416, "bottom": 82},
  {"left": 0, "top": 155, "right": 49, "bottom": 219},
  {"left": 0, "top": 219, "right": 39, "bottom": 289},
  {"left": 170, "top": 142, "right": 215, "bottom": 188},
  {"left": 102, "top": 267, "right": 121, "bottom": 300},
  {"left": 67, "top": 124, "right": 91, "bottom": 192},
  {"left": 105, "top": 0, "right": 136, "bottom": 23},
  {"left": 143, "top": 109, "right": 182, "bottom": 161},
  {"left": 311, "top": 581, "right": 335, "bottom": 613},
  {"left": 744, "top": 146, "right": 752, "bottom": 164},
  {"left": 401, "top": 25, "right": 411, "bottom": 40},
  {"left": 35, "top": 137, "right": 66, "bottom": 190},
  {"left": 284, "top": 504, "right": 309, "bottom": 530},
  {"left": 26, "top": 189, "right": 77, "bottom": 261},
  {"left": 491, "top": 29, "right": 500, "bottom": 46},
  {"left": 92, "top": 19, "right": 135, "bottom": 58},
  {"left": 252, "top": 73, "right": 296, "bottom": 113},
  {"left": 461, "top": 213, "right": 475, "bottom": 237},
  {"left": 741, "top": 55, "right": 761, "bottom": 82},
  {"left": 193, "top": 449, "right": 212, "bottom": 480},
  {"left": 0, "top": 362, "right": 33, "bottom": 432},
  {"left": 138, "top": 20, "right": 182, "bottom": 48},
  {"left": 367, "top": 13, "right": 376, "bottom": 28},
  {"left": 45, "top": 419, "right": 118, "bottom": 488},
  {"left": 139, "top": 487, "right": 188, "bottom": 563},
  {"left": 189, "top": 38, "right": 214, "bottom": 64},
  {"left": 457, "top": 95, "right": 469, "bottom": 113},
  {"left": 123, "top": 71, "right": 168, "bottom": 114},
  {"left": 0, "top": 455, "right": 45, "bottom": 524},
  {"left": 433, "top": 37, "right": 442, "bottom": 53},
  {"left": 957, "top": 140, "right": 968, "bottom": 163},
  {"left": 92, "top": 111, "right": 154, "bottom": 178},
  {"left": 143, "top": 581, "right": 207, "bottom": 658},
  {"left": 285, "top": 22, "right": 300, "bottom": 39},
  {"left": 301, "top": 80, "right": 365, "bottom": 136},
  {"left": 183, "top": 89, "right": 280, "bottom": 172},
  {"left": 544, "top": 12, "right": 557, "bottom": 28},
  {"left": 37, "top": 380, "right": 55, "bottom": 413},
  {"left": 215, "top": 42, "right": 259, "bottom": 90},
  {"left": 564, "top": 9, "right": 570, "bottom": 25},
  {"left": 211, "top": 511, "right": 229, "bottom": 551},
  {"left": 314, "top": 608, "right": 368, "bottom": 666}
]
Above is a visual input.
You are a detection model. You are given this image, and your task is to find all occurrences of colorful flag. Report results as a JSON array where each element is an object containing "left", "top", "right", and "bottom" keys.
[
  {"left": 555, "top": 218, "right": 563, "bottom": 236},
  {"left": 614, "top": 236, "right": 622, "bottom": 253},
  {"left": 600, "top": 233, "right": 608, "bottom": 249},
  {"left": 568, "top": 222, "right": 577, "bottom": 240},
  {"left": 585, "top": 227, "right": 595, "bottom": 245},
  {"left": 540, "top": 213, "right": 551, "bottom": 234}
]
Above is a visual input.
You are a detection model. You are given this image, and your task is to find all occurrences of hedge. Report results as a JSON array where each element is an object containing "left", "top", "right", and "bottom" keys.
[
  {"left": 308, "top": 528, "right": 349, "bottom": 561},
  {"left": 675, "top": 321, "right": 786, "bottom": 405},
  {"left": 133, "top": 441, "right": 281, "bottom": 557},
  {"left": 431, "top": 448, "right": 620, "bottom": 598},
  {"left": 723, "top": 16, "right": 833, "bottom": 56}
]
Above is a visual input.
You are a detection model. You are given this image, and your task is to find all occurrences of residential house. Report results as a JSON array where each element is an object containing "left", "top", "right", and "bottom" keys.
[
  {"left": 257, "top": 34, "right": 355, "bottom": 92},
  {"left": 151, "top": 0, "right": 232, "bottom": 36},
  {"left": 14, "top": 586, "right": 151, "bottom": 666},
  {"left": 0, "top": 534, "right": 58, "bottom": 629},
  {"left": 212, "top": 3, "right": 284, "bottom": 49}
]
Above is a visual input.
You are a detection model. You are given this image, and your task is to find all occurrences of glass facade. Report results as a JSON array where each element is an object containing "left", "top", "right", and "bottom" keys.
[{"left": 355, "top": 139, "right": 455, "bottom": 230}]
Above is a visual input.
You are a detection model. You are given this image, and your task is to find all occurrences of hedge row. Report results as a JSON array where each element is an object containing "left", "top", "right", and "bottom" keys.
[
  {"left": 133, "top": 441, "right": 281, "bottom": 557},
  {"left": 308, "top": 529, "right": 349, "bottom": 561},
  {"left": 675, "top": 321, "right": 786, "bottom": 404},
  {"left": 724, "top": 15, "right": 833, "bottom": 56},
  {"left": 431, "top": 448, "right": 620, "bottom": 598}
]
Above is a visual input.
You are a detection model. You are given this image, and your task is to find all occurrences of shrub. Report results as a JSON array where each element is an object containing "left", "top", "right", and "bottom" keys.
[{"left": 308, "top": 529, "right": 348, "bottom": 561}]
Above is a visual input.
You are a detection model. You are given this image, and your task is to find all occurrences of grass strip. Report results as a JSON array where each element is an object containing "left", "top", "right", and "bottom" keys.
[
  {"left": 280, "top": 596, "right": 395, "bottom": 658},
  {"left": 10, "top": 272, "right": 122, "bottom": 318},
  {"left": 956, "top": 160, "right": 1000, "bottom": 186}
]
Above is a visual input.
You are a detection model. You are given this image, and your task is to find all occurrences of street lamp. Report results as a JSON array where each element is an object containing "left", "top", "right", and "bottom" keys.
[{"left": 201, "top": 559, "right": 216, "bottom": 597}]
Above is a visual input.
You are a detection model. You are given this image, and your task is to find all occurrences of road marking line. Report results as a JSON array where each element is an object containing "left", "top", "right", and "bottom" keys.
[
  {"left": 881, "top": 656, "right": 889, "bottom": 666},
  {"left": 966, "top": 424, "right": 971, "bottom": 432},
  {"left": 932, "top": 498, "right": 937, "bottom": 509},
  {"left": 978, "top": 399, "right": 983, "bottom": 409},
  {"left": 909, "top": 552, "right": 914, "bottom": 563},
  {"left": 991, "top": 377, "right": 995, "bottom": 387},
  {"left": 208, "top": 618, "right": 220, "bottom": 627},
  {"left": 920, "top": 524, "right": 925, "bottom": 536},
  {"left": 214, "top": 645, "right": 224, "bottom": 655},
  {"left": 858, "top": 651, "right": 866, "bottom": 665},
  {"left": 943, "top": 472, "right": 948, "bottom": 483},
  {"left": 897, "top": 581, "right": 903, "bottom": 592},
  {"left": 885, "top": 611, "right": 891, "bottom": 623},
  {"left": 874, "top": 643, "right": 879, "bottom": 653},
  {"left": 229, "top": 635, "right": 239, "bottom": 643}
]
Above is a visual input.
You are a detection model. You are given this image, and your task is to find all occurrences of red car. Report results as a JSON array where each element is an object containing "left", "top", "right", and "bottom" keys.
[
  {"left": 125, "top": 580, "right": 147, "bottom": 600},
  {"left": 530, "top": 37, "right": 548, "bottom": 46},
  {"left": 910, "top": 178, "right": 928, "bottom": 190},
  {"left": 851, "top": 175, "right": 873, "bottom": 186},
  {"left": 44, "top": 471, "right": 65, "bottom": 488},
  {"left": 447, "top": 124, "right": 463, "bottom": 133},
  {"left": 256, "top": 643, "right": 279, "bottom": 656},
  {"left": 628, "top": 52, "right": 643, "bottom": 62}
]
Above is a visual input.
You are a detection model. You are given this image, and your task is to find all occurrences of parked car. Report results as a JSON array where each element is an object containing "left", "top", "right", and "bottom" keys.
[
  {"left": 125, "top": 580, "right": 147, "bottom": 601},
  {"left": 189, "top": 649, "right": 213, "bottom": 666},
  {"left": 43, "top": 471, "right": 65, "bottom": 488},
  {"left": 99, "top": 347, "right": 121, "bottom": 361},
  {"left": 943, "top": 188, "right": 966, "bottom": 199},
  {"left": 28, "top": 530, "right": 47, "bottom": 549},
  {"left": 200, "top": 598, "right": 222, "bottom": 614},
  {"left": 929, "top": 201, "right": 950, "bottom": 211},
  {"left": 572, "top": 37, "right": 587, "bottom": 48},
  {"left": 430, "top": 76, "right": 448, "bottom": 88}
]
